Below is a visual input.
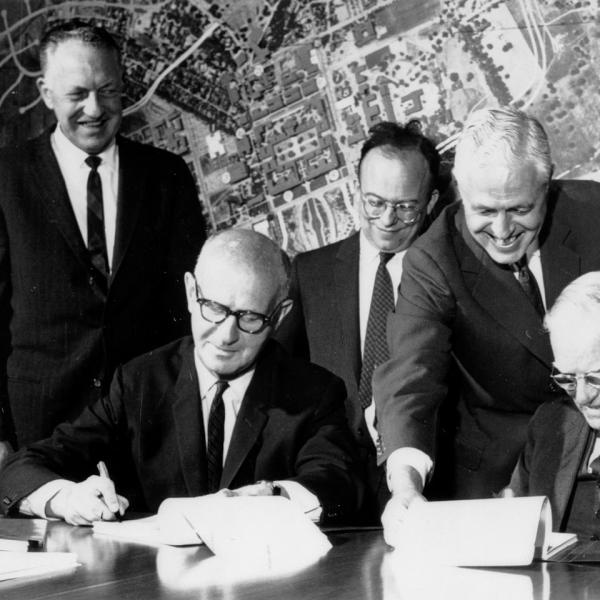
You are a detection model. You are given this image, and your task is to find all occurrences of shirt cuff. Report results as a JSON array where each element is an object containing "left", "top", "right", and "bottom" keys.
[
  {"left": 18, "top": 480, "right": 74, "bottom": 519},
  {"left": 386, "top": 448, "right": 433, "bottom": 492},
  {"left": 275, "top": 480, "right": 322, "bottom": 522}
]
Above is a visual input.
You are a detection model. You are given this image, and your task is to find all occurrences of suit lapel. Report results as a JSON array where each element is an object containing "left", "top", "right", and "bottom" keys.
[
  {"left": 334, "top": 233, "right": 361, "bottom": 385},
  {"left": 220, "top": 351, "right": 271, "bottom": 488},
  {"left": 32, "top": 132, "right": 91, "bottom": 272},
  {"left": 539, "top": 188, "right": 581, "bottom": 308},
  {"left": 553, "top": 408, "right": 589, "bottom": 525},
  {"left": 111, "top": 138, "right": 144, "bottom": 282},
  {"left": 457, "top": 209, "right": 552, "bottom": 367},
  {"left": 171, "top": 343, "right": 207, "bottom": 496}
]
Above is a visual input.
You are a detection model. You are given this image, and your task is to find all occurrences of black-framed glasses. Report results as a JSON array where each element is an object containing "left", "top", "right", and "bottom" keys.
[
  {"left": 551, "top": 366, "right": 600, "bottom": 392},
  {"left": 360, "top": 191, "right": 422, "bottom": 224},
  {"left": 192, "top": 276, "right": 288, "bottom": 334}
]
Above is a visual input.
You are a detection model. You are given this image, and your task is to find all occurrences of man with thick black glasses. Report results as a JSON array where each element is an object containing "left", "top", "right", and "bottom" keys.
[
  {"left": 508, "top": 271, "right": 600, "bottom": 536},
  {"left": 276, "top": 121, "right": 442, "bottom": 523},
  {"left": 0, "top": 230, "right": 361, "bottom": 525}
]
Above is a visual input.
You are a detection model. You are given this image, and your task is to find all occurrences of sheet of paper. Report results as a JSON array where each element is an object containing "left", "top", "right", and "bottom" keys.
[
  {"left": 0, "top": 551, "right": 78, "bottom": 581},
  {"left": 93, "top": 515, "right": 202, "bottom": 547},
  {"left": 393, "top": 496, "right": 551, "bottom": 567}
]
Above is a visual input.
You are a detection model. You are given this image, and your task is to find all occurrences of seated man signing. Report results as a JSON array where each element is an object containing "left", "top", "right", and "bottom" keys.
[
  {"left": 0, "top": 230, "right": 362, "bottom": 525},
  {"left": 509, "top": 271, "right": 600, "bottom": 536}
]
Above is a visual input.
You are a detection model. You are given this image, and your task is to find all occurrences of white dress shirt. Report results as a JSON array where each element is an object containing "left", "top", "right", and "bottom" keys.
[
  {"left": 358, "top": 232, "right": 406, "bottom": 445},
  {"left": 386, "top": 245, "right": 547, "bottom": 494},
  {"left": 51, "top": 125, "right": 119, "bottom": 270}
]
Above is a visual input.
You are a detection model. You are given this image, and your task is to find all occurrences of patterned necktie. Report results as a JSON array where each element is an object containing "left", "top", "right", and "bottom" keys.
[
  {"left": 207, "top": 380, "right": 228, "bottom": 493},
  {"left": 85, "top": 155, "right": 109, "bottom": 283},
  {"left": 358, "top": 252, "right": 395, "bottom": 409},
  {"left": 510, "top": 256, "right": 545, "bottom": 317}
]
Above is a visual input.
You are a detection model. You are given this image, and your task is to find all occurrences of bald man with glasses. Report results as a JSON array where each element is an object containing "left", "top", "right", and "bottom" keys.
[{"left": 0, "top": 230, "right": 361, "bottom": 525}]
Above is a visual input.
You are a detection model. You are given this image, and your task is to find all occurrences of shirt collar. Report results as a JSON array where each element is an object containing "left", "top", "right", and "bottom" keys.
[
  {"left": 52, "top": 124, "right": 118, "bottom": 171},
  {"left": 194, "top": 350, "right": 255, "bottom": 406}
]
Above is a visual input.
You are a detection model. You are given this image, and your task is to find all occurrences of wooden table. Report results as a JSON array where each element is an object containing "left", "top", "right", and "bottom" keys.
[{"left": 3, "top": 522, "right": 600, "bottom": 599}]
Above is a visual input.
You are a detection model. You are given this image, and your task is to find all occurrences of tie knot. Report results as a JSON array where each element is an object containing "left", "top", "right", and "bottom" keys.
[
  {"left": 85, "top": 155, "right": 101, "bottom": 171},
  {"left": 379, "top": 252, "right": 395, "bottom": 266},
  {"left": 510, "top": 255, "right": 528, "bottom": 274},
  {"left": 213, "top": 380, "right": 229, "bottom": 397}
]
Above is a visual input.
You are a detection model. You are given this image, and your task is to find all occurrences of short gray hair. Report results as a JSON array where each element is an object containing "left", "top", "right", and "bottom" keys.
[
  {"left": 453, "top": 106, "right": 552, "bottom": 185},
  {"left": 545, "top": 272, "right": 600, "bottom": 333}
]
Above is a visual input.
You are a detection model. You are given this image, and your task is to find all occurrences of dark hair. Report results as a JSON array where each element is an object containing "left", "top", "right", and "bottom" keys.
[
  {"left": 357, "top": 120, "right": 440, "bottom": 188},
  {"left": 39, "top": 19, "right": 121, "bottom": 72}
]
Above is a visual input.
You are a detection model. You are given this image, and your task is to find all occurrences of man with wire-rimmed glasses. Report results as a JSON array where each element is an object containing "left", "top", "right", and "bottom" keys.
[
  {"left": 0, "top": 230, "right": 362, "bottom": 526},
  {"left": 508, "top": 271, "right": 600, "bottom": 537},
  {"left": 276, "top": 121, "right": 442, "bottom": 523}
]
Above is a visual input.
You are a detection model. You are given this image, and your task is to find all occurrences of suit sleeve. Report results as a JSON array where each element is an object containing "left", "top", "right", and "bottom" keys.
[
  {"left": 0, "top": 367, "right": 128, "bottom": 515},
  {"left": 273, "top": 257, "right": 310, "bottom": 359},
  {"left": 160, "top": 155, "right": 206, "bottom": 340},
  {"left": 289, "top": 375, "right": 363, "bottom": 523},
  {"left": 373, "top": 245, "right": 456, "bottom": 463}
]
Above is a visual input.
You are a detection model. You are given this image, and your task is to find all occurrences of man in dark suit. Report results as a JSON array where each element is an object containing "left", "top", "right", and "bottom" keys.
[
  {"left": 0, "top": 21, "right": 205, "bottom": 461},
  {"left": 276, "top": 122, "right": 441, "bottom": 522},
  {"left": 0, "top": 230, "right": 361, "bottom": 525},
  {"left": 509, "top": 272, "right": 600, "bottom": 536},
  {"left": 373, "top": 107, "right": 600, "bottom": 546}
]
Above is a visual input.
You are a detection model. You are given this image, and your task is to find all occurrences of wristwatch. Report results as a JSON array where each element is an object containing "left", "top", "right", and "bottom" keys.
[{"left": 257, "top": 480, "right": 282, "bottom": 496}]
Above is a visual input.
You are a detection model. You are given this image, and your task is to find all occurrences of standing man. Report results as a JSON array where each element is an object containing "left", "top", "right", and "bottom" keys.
[
  {"left": 374, "top": 107, "right": 600, "bottom": 543},
  {"left": 276, "top": 121, "right": 441, "bottom": 522},
  {"left": 0, "top": 230, "right": 361, "bottom": 526},
  {"left": 0, "top": 21, "right": 205, "bottom": 460}
]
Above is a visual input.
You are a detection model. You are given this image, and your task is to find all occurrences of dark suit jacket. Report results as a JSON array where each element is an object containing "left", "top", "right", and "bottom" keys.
[
  {"left": 276, "top": 232, "right": 389, "bottom": 522},
  {"left": 508, "top": 398, "right": 589, "bottom": 530},
  {"left": 374, "top": 180, "right": 600, "bottom": 499},
  {"left": 0, "top": 337, "right": 362, "bottom": 522},
  {"left": 0, "top": 129, "right": 205, "bottom": 447}
]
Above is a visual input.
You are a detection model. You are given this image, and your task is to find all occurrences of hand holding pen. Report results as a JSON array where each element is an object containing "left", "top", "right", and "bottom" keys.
[{"left": 45, "top": 460, "right": 130, "bottom": 526}]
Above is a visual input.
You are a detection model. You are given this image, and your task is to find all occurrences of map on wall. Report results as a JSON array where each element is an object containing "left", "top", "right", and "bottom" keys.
[{"left": 0, "top": 0, "right": 597, "bottom": 255}]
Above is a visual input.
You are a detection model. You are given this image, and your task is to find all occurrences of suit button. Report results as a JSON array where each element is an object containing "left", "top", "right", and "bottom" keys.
[
  {"left": 92, "top": 378, "right": 102, "bottom": 388},
  {"left": 88, "top": 276, "right": 95, "bottom": 286},
  {"left": 357, "top": 427, "right": 364, "bottom": 437}
]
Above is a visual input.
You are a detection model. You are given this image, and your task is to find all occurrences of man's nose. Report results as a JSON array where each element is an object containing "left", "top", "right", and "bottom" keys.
[
  {"left": 379, "top": 204, "right": 398, "bottom": 226},
  {"left": 215, "top": 314, "right": 239, "bottom": 344},
  {"left": 490, "top": 212, "right": 512, "bottom": 238},
  {"left": 82, "top": 92, "right": 103, "bottom": 117},
  {"left": 574, "top": 379, "right": 599, "bottom": 407}
]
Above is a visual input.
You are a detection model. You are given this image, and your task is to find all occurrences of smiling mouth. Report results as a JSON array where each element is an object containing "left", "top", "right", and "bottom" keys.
[
  {"left": 486, "top": 233, "right": 522, "bottom": 248},
  {"left": 78, "top": 119, "right": 106, "bottom": 129}
]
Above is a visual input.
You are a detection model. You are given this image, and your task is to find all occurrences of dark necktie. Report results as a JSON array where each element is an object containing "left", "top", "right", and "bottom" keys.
[
  {"left": 358, "top": 252, "right": 395, "bottom": 409},
  {"left": 85, "top": 155, "right": 109, "bottom": 282},
  {"left": 510, "top": 256, "right": 545, "bottom": 317},
  {"left": 207, "top": 380, "right": 228, "bottom": 493}
]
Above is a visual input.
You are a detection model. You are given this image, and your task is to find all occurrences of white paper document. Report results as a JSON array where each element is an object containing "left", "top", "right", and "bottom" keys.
[{"left": 391, "top": 496, "right": 576, "bottom": 567}]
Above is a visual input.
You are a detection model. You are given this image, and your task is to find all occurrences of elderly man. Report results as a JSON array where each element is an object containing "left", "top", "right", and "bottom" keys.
[
  {"left": 276, "top": 121, "right": 442, "bottom": 522},
  {"left": 509, "top": 272, "right": 600, "bottom": 536},
  {"left": 0, "top": 20, "right": 204, "bottom": 460},
  {"left": 373, "top": 106, "right": 600, "bottom": 542},
  {"left": 0, "top": 230, "right": 361, "bottom": 525}
]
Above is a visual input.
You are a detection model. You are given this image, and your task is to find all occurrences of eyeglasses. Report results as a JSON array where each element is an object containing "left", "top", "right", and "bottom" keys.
[
  {"left": 551, "top": 366, "right": 600, "bottom": 392},
  {"left": 192, "top": 276, "right": 287, "bottom": 334},
  {"left": 360, "top": 192, "right": 422, "bottom": 224}
]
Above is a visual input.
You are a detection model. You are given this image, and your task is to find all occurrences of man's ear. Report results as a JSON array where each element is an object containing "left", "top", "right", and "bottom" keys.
[
  {"left": 273, "top": 299, "right": 293, "bottom": 329},
  {"left": 37, "top": 77, "right": 54, "bottom": 110},
  {"left": 426, "top": 189, "right": 440, "bottom": 215},
  {"left": 183, "top": 272, "right": 196, "bottom": 314}
]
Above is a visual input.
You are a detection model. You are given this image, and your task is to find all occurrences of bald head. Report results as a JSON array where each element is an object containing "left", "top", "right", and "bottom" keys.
[{"left": 196, "top": 229, "right": 290, "bottom": 308}]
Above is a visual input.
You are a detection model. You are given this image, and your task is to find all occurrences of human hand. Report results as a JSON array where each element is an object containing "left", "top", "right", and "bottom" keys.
[
  {"left": 381, "top": 466, "right": 427, "bottom": 547},
  {"left": 227, "top": 480, "right": 287, "bottom": 497},
  {"left": 0, "top": 440, "right": 14, "bottom": 471},
  {"left": 47, "top": 475, "right": 129, "bottom": 526}
]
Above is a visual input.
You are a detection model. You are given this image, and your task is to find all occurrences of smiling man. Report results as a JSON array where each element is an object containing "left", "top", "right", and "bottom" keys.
[
  {"left": 276, "top": 121, "right": 443, "bottom": 523},
  {"left": 509, "top": 272, "right": 600, "bottom": 536},
  {"left": 0, "top": 230, "right": 361, "bottom": 525},
  {"left": 0, "top": 20, "right": 205, "bottom": 463},
  {"left": 371, "top": 107, "right": 600, "bottom": 544}
]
